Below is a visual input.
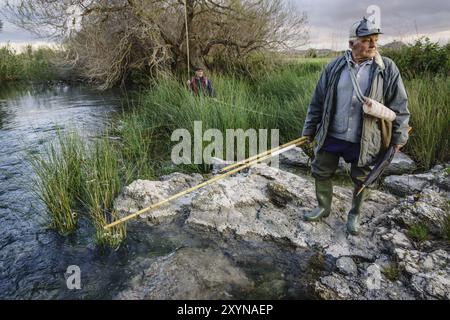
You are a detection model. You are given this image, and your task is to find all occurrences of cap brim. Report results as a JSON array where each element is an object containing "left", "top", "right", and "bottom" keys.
[{"left": 357, "top": 31, "right": 383, "bottom": 37}]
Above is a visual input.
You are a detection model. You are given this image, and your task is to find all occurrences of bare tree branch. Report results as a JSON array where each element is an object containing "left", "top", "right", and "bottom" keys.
[{"left": 4, "top": 0, "right": 309, "bottom": 88}]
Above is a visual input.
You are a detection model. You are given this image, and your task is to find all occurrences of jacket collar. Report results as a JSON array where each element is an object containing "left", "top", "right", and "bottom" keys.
[
  {"left": 374, "top": 51, "right": 385, "bottom": 70},
  {"left": 345, "top": 50, "right": 385, "bottom": 70}
]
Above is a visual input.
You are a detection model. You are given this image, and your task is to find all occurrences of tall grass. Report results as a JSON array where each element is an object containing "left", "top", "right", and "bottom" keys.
[
  {"left": 132, "top": 63, "right": 322, "bottom": 168},
  {"left": 116, "top": 112, "right": 157, "bottom": 182},
  {"left": 31, "top": 133, "right": 84, "bottom": 235},
  {"left": 118, "top": 59, "right": 448, "bottom": 173},
  {"left": 81, "top": 139, "right": 126, "bottom": 248},
  {"left": 402, "top": 76, "right": 450, "bottom": 169},
  {"left": 0, "top": 45, "right": 57, "bottom": 82},
  {"left": 31, "top": 133, "right": 126, "bottom": 248},
  {"left": 381, "top": 39, "right": 449, "bottom": 169}
]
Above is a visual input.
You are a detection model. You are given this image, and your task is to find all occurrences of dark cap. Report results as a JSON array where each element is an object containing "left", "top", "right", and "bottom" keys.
[
  {"left": 194, "top": 66, "right": 204, "bottom": 72},
  {"left": 349, "top": 17, "right": 383, "bottom": 38}
]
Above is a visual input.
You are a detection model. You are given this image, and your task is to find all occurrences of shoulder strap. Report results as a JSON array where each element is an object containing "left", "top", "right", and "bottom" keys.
[
  {"left": 190, "top": 77, "right": 197, "bottom": 92},
  {"left": 202, "top": 76, "right": 208, "bottom": 87},
  {"left": 345, "top": 52, "right": 366, "bottom": 104}
]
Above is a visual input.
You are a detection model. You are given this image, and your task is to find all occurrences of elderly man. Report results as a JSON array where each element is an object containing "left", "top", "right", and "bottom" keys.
[{"left": 301, "top": 17, "right": 410, "bottom": 235}]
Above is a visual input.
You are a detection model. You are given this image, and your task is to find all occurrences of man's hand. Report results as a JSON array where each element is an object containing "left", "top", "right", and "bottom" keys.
[
  {"left": 393, "top": 144, "right": 404, "bottom": 153},
  {"left": 303, "top": 135, "right": 314, "bottom": 144}
]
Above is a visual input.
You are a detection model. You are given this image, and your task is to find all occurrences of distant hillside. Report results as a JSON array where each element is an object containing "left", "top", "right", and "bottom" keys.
[
  {"left": 280, "top": 40, "right": 408, "bottom": 59},
  {"left": 282, "top": 48, "right": 342, "bottom": 58},
  {"left": 380, "top": 41, "right": 407, "bottom": 50}
]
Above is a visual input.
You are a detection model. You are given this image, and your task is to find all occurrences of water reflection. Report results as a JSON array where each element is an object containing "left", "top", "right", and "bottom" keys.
[{"left": 0, "top": 83, "right": 127, "bottom": 299}]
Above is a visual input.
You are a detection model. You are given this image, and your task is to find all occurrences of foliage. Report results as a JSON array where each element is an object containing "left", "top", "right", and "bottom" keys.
[
  {"left": 6, "top": 0, "right": 309, "bottom": 89},
  {"left": 401, "top": 76, "right": 450, "bottom": 169},
  {"left": 0, "top": 45, "right": 57, "bottom": 82},
  {"left": 31, "top": 133, "right": 127, "bottom": 248},
  {"left": 407, "top": 223, "right": 429, "bottom": 243},
  {"left": 383, "top": 263, "right": 402, "bottom": 282},
  {"left": 381, "top": 37, "right": 450, "bottom": 79}
]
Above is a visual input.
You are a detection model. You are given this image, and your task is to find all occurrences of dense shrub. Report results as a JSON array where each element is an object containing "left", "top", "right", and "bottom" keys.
[
  {"left": 381, "top": 37, "right": 450, "bottom": 79},
  {"left": 0, "top": 45, "right": 57, "bottom": 82}
]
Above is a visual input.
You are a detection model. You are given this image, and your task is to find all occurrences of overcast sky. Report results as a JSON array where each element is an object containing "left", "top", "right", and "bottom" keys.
[
  {"left": 1, "top": 0, "right": 449, "bottom": 50},
  {"left": 294, "top": 0, "right": 450, "bottom": 49}
]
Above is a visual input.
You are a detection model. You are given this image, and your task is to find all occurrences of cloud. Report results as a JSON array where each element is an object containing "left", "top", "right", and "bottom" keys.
[
  {"left": 292, "top": 0, "right": 450, "bottom": 48},
  {"left": 0, "top": 20, "right": 42, "bottom": 42},
  {"left": 0, "top": 0, "right": 46, "bottom": 44},
  {"left": 1, "top": 0, "right": 449, "bottom": 49}
]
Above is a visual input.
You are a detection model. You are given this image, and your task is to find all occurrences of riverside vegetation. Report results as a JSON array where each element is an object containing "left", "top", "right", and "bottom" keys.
[{"left": 0, "top": 45, "right": 57, "bottom": 82}]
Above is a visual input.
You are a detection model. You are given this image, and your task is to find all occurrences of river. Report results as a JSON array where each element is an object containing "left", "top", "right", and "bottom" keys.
[{"left": 0, "top": 83, "right": 314, "bottom": 299}]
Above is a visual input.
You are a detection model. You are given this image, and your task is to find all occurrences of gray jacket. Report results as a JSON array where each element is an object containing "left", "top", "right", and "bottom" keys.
[{"left": 302, "top": 52, "right": 410, "bottom": 167}]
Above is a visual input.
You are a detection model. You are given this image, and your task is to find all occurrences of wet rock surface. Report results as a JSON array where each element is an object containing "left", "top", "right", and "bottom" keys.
[
  {"left": 383, "top": 152, "right": 417, "bottom": 175},
  {"left": 116, "top": 247, "right": 252, "bottom": 299},
  {"left": 114, "top": 161, "right": 450, "bottom": 300},
  {"left": 383, "top": 164, "right": 450, "bottom": 196},
  {"left": 280, "top": 147, "right": 311, "bottom": 168},
  {"left": 280, "top": 149, "right": 417, "bottom": 176},
  {"left": 114, "top": 173, "right": 204, "bottom": 224}
]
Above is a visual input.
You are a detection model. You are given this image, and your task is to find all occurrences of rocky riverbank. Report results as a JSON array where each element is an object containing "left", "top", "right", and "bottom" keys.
[{"left": 113, "top": 151, "right": 449, "bottom": 300}]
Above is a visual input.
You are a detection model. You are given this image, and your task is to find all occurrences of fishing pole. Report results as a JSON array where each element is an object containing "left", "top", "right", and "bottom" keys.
[
  {"left": 211, "top": 98, "right": 279, "bottom": 118},
  {"left": 219, "top": 136, "right": 307, "bottom": 173},
  {"left": 103, "top": 137, "right": 308, "bottom": 229}
]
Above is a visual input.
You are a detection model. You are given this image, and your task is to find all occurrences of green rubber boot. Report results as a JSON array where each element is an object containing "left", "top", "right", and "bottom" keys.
[
  {"left": 304, "top": 179, "right": 333, "bottom": 221},
  {"left": 347, "top": 187, "right": 369, "bottom": 235}
]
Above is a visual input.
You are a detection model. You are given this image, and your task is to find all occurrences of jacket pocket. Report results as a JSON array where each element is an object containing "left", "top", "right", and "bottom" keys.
[{"left": 364, "top": 117, "right": 382, "bottom": 165}]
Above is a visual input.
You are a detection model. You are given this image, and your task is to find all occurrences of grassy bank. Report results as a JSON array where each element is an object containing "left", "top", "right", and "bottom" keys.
[
  {"left": 402, "top": 76, "right": 450, "bottom": 169},
  {"left": 127, "top": 60, "right": 325, "bottom": 166},
  {"left": 32, "top": 58, "right": 449, "bottom": 247},
  {"left": 0, "top": 45, "right": 57, "bottom": 82},
  {"left": 124, "top": 60, "right": 449, "bottom": 172}
]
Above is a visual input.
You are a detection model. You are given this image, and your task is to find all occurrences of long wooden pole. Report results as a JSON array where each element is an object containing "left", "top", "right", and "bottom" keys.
[
  {"left": 184, "top": 0, "right": 190, "bottom": 77},
  {"left": 104, "top": 139, "right": 307, "bottom": 229},
  {"left": 219, "top": 136, "right": 307, "bottom": 173}
]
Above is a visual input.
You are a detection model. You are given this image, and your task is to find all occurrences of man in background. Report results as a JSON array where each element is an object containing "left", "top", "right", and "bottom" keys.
[{"left": 187, "top": 66, "right": 215, "bottom": 97}]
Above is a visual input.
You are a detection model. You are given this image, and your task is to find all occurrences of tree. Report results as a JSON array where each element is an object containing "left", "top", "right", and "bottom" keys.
[
  {"left": 5, "top": 0, "right": 309, "bottom": 88},
  {"left": 306, "top": 48, "right": 317, "bottom": 58}
]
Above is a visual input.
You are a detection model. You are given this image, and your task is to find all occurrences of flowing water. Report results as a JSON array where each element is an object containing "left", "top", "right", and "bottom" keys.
[{"left": 0, "top": 83, "right": 316, "bottom": 299}]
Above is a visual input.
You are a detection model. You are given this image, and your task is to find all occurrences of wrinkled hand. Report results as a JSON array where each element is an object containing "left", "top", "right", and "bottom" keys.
[
  {"left": 303, "top": 135, "right": 314, "bottom": 144},
  {"left": 393, "top": 144, "right": 403, "bottom": 153}
]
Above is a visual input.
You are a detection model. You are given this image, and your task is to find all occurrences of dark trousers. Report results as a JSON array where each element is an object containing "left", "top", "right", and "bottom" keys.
[{"left": 311, "top": 136, "right": 371, "bottom": 188}]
